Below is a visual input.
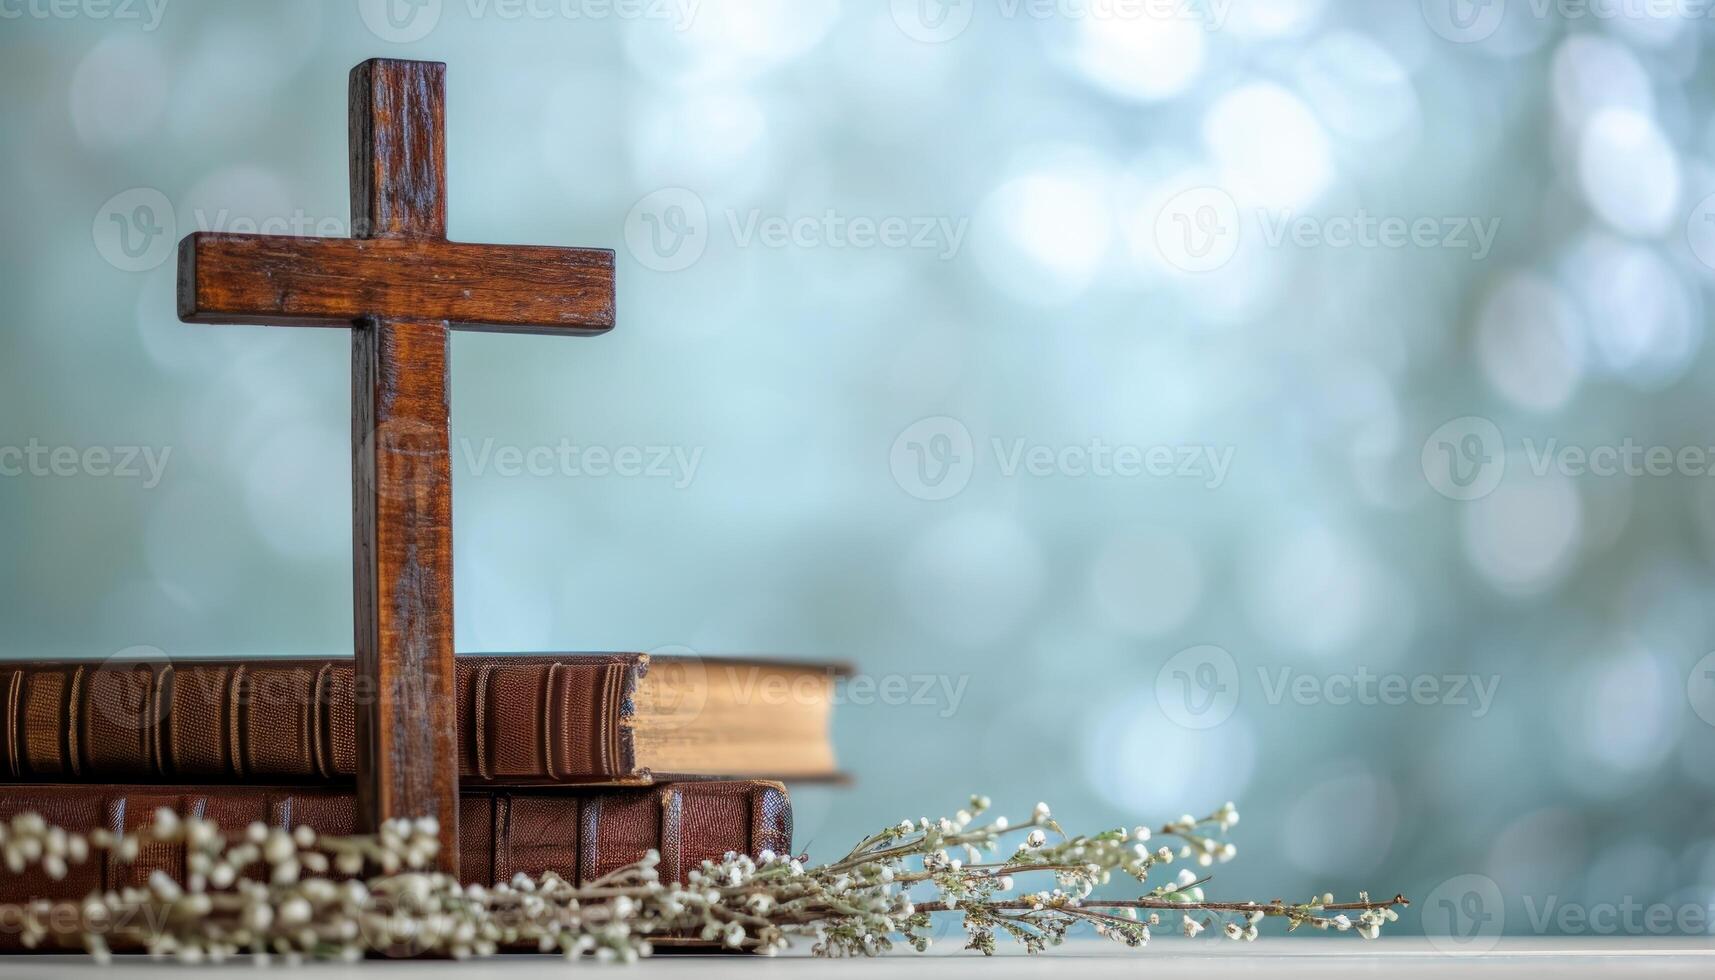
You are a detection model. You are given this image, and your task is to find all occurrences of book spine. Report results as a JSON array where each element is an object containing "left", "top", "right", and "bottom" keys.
[
  {"left": 0, "top": 658, "right": 643, "bottom": 785},
  {"left": 0, "top": 780, "right": 790, "bottom": 899}
]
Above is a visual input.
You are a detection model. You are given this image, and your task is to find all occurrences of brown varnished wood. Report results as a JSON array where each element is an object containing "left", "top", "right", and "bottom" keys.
[
  {"left": 346, "top": 60, "right": 460, "bottom": 875},
  {"left": 350, "top": 59, "right": 446, "bottom": 240},
  {"left": 352, "top": 316, "right": 456, "bottom": 868},
  {"left": 175, "top": 57, "right": 617, "bottom": 874},
  {"left": 177, "top": 233, "right": 616, "bottom": 333}
]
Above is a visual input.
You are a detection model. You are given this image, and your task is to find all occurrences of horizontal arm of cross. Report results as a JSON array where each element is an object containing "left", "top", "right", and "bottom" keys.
[{"left": 177, "top": 232, "right": 615, "bottom": 335}]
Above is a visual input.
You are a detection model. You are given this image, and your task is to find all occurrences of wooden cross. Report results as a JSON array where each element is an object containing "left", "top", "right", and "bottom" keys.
[{"left": 176, "top": 58, "right": 616, "bottom": 870}]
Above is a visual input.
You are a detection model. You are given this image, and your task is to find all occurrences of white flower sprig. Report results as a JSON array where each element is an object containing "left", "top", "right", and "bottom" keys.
[{"left": 0, "top": 796, "right": 1406, "bottom": 962}]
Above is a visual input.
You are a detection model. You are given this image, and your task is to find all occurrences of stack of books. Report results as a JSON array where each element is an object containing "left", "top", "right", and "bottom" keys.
[{"left": 0, "top": 653, "right": 840, "bottom": 939}]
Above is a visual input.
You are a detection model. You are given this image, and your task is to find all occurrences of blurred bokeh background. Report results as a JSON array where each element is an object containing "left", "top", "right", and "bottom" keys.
[{"left": 4, "top": 0, "right": 1715, "bottom": 940}]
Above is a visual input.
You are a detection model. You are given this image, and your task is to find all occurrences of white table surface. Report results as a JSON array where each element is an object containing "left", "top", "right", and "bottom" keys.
[{"left": 3, "top": 938, "right": 1713, "bottom": 977}]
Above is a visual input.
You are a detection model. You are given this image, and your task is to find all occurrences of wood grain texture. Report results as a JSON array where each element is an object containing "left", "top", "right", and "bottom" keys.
[
  {"left": 350, "top": 59, "right": 446, "bottom": 240},
  {"left": 352, "top": 316, "right": 457, "bottom": 868},
  {"left": 346, "top": 59, "right": 458, "bottom": 873},
  {"left": 177, "top": 233, "right": 616, "bottom": 333},
  {"left": 175, "top": 57, "right": 619, "bottom": 876}
]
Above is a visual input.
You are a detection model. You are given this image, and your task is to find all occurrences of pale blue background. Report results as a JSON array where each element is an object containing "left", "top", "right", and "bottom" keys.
[{"left": 4, "top": 0, "right": 1715, "bottom": 939}]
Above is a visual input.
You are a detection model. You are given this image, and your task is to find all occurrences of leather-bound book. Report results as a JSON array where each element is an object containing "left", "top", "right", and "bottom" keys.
[
  {"left": 0, "top": 780, "right": 791, "bottom": 950},
  {"left": 0, "top": 655, "right": 842, "bottom": 786}
]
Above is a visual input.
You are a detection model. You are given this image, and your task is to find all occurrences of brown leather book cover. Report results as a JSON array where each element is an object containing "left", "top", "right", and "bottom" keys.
[
  {"left": 0, "top": 655, "right": 839, "bottom": 786},
  {"left": 0, "top": 779, "right": 791, "bottom": 947}
]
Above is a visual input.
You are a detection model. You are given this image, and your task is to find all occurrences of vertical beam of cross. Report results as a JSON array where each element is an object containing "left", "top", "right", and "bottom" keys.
[
  {"left": 348, "top": 59, "right": 459, "bottom": 870},
  {"left": 177, "top": 58, "right": 616, "bottom": 874}
]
